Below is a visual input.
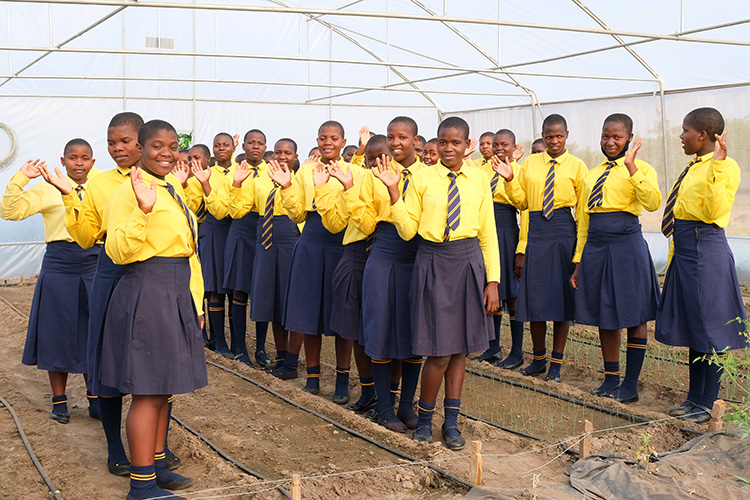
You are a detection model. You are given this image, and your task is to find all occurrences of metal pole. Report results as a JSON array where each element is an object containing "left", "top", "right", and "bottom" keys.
[
  {"left": 659, "top": 78, "right": 670, "bottom": 190},
  {"left": 192, "top": 0, "right": 197, "bottom": 142},
  {"left": 122, "top": 8, "right": 126, "bottom": 109}
]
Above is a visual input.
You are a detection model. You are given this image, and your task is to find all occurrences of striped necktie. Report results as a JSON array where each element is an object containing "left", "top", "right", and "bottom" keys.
[
  {"left": 490, "top": 171, "right": 500, "bottom": 194},
  {"left": 74, "top": 185, "right": 84, "bottom": 200},
  {"left": 223, "top": 167, "right": 230, "bottom": 175},
  {"left": 542, "top": 159, "right": 556, "bottom": 220},
  {"left": 661, "top": 157, "right": 700, "bottom": 237},
  {"left": 401, "top": 169, "right": 410, "bottom": 199},
  {"left": 251, "top": 167, "right": 259, "bottom": 179},
  {"left": 261, "top": 184, "right": 278, "bottom": 250},
  {"left": 587, "top": 161, "right": 616, "bottom": 210},
  {"left": 166, "top": 183, "right": 198, "bottom": 251},
  {"left": 443, "top": 172, "right": 460, "bottom": 241}
]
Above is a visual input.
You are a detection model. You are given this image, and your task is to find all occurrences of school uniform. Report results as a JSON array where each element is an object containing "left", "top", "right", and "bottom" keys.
[
  {"left": 348, "top": 158, "right": 425, "bottom": 359},
  {"left": 1, "top": 170, "right": 101, "bottom": 373},
  {"left": 100, "top": 169, "right": 207, "bottom": 395},
  {"left": 280, "top": 160, "right": 365, "bottom": 336},
  {"left": 574, "top": 158, "right": 661, "bottom": 329},
  {"left": 228, "top": 170, "right": 299, "bottom": 323},
  {"left": 656, "top": 152, "right": 747, "bottom": 352},
  {"left": 390, "top": 160, "right": 499, "bottom": 357},
  {"left": 504, "top": 150, "right": 587, "bottom": 322},
  {"left": 473, "top": 157, "right": 491, "bottom": 169}
]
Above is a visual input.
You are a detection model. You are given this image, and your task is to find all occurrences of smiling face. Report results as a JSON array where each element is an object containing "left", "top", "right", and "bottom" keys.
[
  {"left": 274, "top": 140, "right": 298, "bottom": 168},
  {"left": 61, "top": 144, "right": 95, "bottom": 184},
  {"left": 107, "top": 125, "right": 141, "bottom": 169},
  {"left": 316, "top": 125, "right": 346, "bottom": 163},
  {"left": 423, "top": 142, "right": 439, "bottom": 165},
  {"left": 364, "top": 142, "right": 391, "bottom": 170},
  {"left": 387, "top": 122, "right": 417, "bottom": 166},
  {"left": 213, "top": 134, "right": 234, "bottom": 164},
  {"left": 600, "top": 121, "right": 632, "bottom": 159},
  {"left": 492, "top": 133, "right": 515, "bottom": 162},
  {"left": 242, "top": 131, "right": 267, "bottom": 165},
  {"left": 141, "top": 129, "right": 179, "bottom": 179},
  {"left": 542, "top": 122, "right": 569, "bottom": 158},
  {"left": 437, "top": 127, "right": 469, "bottom": 170}
]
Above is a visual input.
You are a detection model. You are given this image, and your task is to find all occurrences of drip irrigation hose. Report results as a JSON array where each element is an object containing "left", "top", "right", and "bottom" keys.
[
  {"left": 0, "top": 394, "right": 64, "bottom": 500},
  {"left": 206, "top": 360, "right": 473, "bottom": 491},
  {"left": 170, "top": 414, "right": 292, "bottom": 499}
]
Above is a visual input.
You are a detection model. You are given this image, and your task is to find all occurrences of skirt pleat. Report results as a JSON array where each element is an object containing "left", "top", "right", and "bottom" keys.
[
  {"left": 198, "top": 214, "right": 232, "bottom": 294},
  {"left": 223, "top": 212, "right": 259, "bottom": 294},
  {"left": 494, "top": 203, "right": 521, "bottom": 301},
  {"left": 330, "top": 239, "right": 369, "bottom": 340}
]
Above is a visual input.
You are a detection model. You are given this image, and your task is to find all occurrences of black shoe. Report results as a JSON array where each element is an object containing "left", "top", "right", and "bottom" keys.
[
  {"left": 127, "top": 495, "right": 186, "bottom": 500},
  {"left": 158, "top": 475, "right": 194, "bottom": 490},
  {"left": 346, "top": 394, "right": 378, "bottom": 414},
  {"left": 204, "top": 338, "right": 216, "bottom": 351},
  {"left": 442, "top": 426, "right": 466, "bottom": 451},
  {"left": 472, "top": 350, "right": 502, "bottom": 363},
  {"left": 332, "top": 394, "right": 350, "bottom": 405},
  {"left": 612, "top": 392, "right": 639, "bottom": 404},
  {"left": 50, "top": 412, "right": 70, "bottom": 424},
  {"left": 165, "top": 455, "right": 182, "bottom": 471},
  {"left": 365, "top": 408, "right": 379, "bottom": 422},
  {"left": 591, "top": 381, "right": 621, "bottom": 397},
  {"left": 412, "top": 426, "right": 433, "bottom": 444},
  {"left": 271, "top": 366, "right": 298, "bottom": 380},
  {"left": 520, "top": 364, "right": 546, "bottom": 376},
  {"left": 496, "top": 358, "right": 523, "bottom": 370},
  {"left": 544, "top": 374, "right": 561, "bottom": 383},
  {"left": 302, "top": 385, "right": 320, "bottom": 395},
  {"left": 680, "top": 406, "right": 712, "bottom": 424},
  {"left": 254, "top": 351, "right": 273, "bottom": 369},
  {"left": 108, "top": 461, "right": 131, "bottom": 476},
  {"left": 234, "top": 353, "right": 254, "bottom": 367},
  {"left": 668, "top": 400, "right": 696, "bottom": 417}
]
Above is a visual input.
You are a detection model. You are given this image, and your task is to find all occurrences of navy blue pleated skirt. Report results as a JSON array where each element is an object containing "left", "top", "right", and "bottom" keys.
[
  {"left": 362, "top": 223, "right": 421, "bottom": 359},
  {"left": 411, "top": 237, "right": 493, "bottom": 357},
  {"left": 100, "top": 257, "right": 208, "bottom": 395},
  {"left": 656, "top": 220, "right": 748, "bottom": 352},
  {"left": 516, "top": 209, "right": 576, "bottom": 322},
  {"left": 250, "top": 215, "right": 299, "bottom": 323},
  {"left": 494, "top": 203, "right": 520, "bottom": 301},
  {"left": 576, "top": 212, "right": 659, "bottom": 329},
  {"left": 282, "top": 211, "right": 345, "bottom": 336},
  {"left": 223, "top": 212, "right": 259, "bottom": 294},
  {"left": 330, "top": 238, "right": 369, "bottom": 341},
  {"left": 88, "top": 246, "right": 127, "bottom": 397},
  {"left": 198, "top": 214, "right": 232, "bottom": 294},
  {"left": 22, "top": 241, "right": 99, "bottom": 373}
]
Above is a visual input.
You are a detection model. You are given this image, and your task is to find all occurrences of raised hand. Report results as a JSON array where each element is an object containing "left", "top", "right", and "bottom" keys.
[
  {"left": 713, "top": 131, "right": 728, "bottom": 161},
  {"left": 131, "top": 166, "right": 157, "bottom": 214},
  {"left": 513, "top": 144, "right": 524, "bottom": 162},
  {"left": 232, "top": 134, "right": 240, "bottom": 150},
  {"left": 312, "top": 162, "right": 330, "bottom": 186},
  {"left": 39, "top": 164, "right": 73, "bottom": 195},
  {"left": 328, "top": 159, "right": 353, "bottom": 190},
  {"left": 623, "top": 136, "right": 642, "bottom": 175},
  {"left": 464, "top": 138, "right": 478, "bottom": 158},
  {"left": 191, "top": 161, "right": 212, "bottom": 195},
  {"left": 491, "top": 155, "right": 514, "bottom": 181},
  {"left": 233, "top": 160, "right": 252, "bottom": 188},
  {"left": 372, "top": 155, "right": 400, "bottom": 188},
  {"left": 19, "top": 159, "right": 44, "bottom": 179},
  {"left": 358, "top": 126, "right": 371, "bottom": 148},
  {"left": 267, "top": 159, "right": 292, "bottom": 189},
  {"left": 305, "top": 154, "right": 321, "bottom": 166},
  {"left": 172, "top": 160, "right": 189, "bottom": 186}
]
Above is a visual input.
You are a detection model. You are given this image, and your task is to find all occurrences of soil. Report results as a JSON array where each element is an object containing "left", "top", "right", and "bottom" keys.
[{"left": 0, "top": 283, "right": 745, "bottom": 499}]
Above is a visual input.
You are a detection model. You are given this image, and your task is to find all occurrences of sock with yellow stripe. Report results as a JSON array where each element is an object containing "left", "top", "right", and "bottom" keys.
[
  {"left": 524, "top": 349, "right": 547, "bottom": 374},
  {"left": 51, "top": 395, "right": 69, "bottom": 423},
  {"left": 208, "top": 301, "right": 230, "bottom": 355},
  {"left": 304, "top": 366, "right": 320, "bottom": 392},
  {"left": 354, "top": 376, "right": 375, "bottom": 405},
  {"left": 128, "top": 464, "right": 169, "bottom": 500},
  {"left": 414, "top": 400, "right": 435, "bottom": 436},
  {"left": 334, "top": 366, "right": 350, "bottom": 401},
  {"left": 87, "top": 391, "right": 101, "bottom": 420},
  {"left": 372, "top": 360, "right": 395, "bottom": 420},
  {"left": 594, "top": 361, "right": 621, "bottom": 395},
  {"left": 390, "top": 381, "right": 400, "bottom": 405},
  {"left": 397, "top": 358, "right": 422, "bottom": 428},
  {"left": 547, "top": 351, "right": 564, "bottom": 379},
  {"left": 442, "top": 398, "right": 461, "bottom": 438},
  {"left": 618, "top": 337, "right": 647, "bottom": 399},
  {"left": 271, "top": 350, "right": 287, "bottom": 371},
  {"left": 155, "top": 451, "right": 193, "bottom": 490}
]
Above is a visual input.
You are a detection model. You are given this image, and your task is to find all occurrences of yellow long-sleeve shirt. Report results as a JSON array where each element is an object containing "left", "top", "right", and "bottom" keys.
[
  {"left": 480, "top": 159, "right": 521, "bottom": 205},
  {"left": 389, "top": 160, "right": 500, "bottom": 282},
  {"left": 228, "top": 169, "right": 292, "bottom": 219},
  {"left": 1, "top": 169, "right": 100, "bottom": 242},
  {"left": 201, "top": 162, "right": 241, "bottom": 220},
  {"left": 105, "top": 169, "right": 204, "bottom": 313},
  {"left": 504, "top": 150, "right": 587, "bottom": 254},
  {"left": 184, "top": 177, "right": 207, "bottom": 223},
  {"left": 671, "top": 152, "right": 740, "bottom": 227},
  {"left": 574, "top": 157, "right": 662, "bottom": 262}
]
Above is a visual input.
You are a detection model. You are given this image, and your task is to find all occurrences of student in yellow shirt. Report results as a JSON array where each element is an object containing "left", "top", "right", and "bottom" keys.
[
  {"left": 342, "top": 145, "right": 357, "bottom": 163},
  {"left": 569, "top": 114, "right": 661, "bottom": 403},
  {"left": 375, "top": 116, "right": 500, "bottom": 450},
  {"left": 229, "top": 138, "right": 300, "bottom": 373},
  {"left": 473, "top": 131, "right": 494, "bottom": 168},
  {"left": 656, "top": 107, "right": 747, "bottom": 423},
  {"left": 531, "top": 138, "right": 545, "bottom": 155},
  {"left": 423, "top": 138, "right": 439, "bottom": 166},
  {"left": 268, "top": 121, "right": 364, "bottom": 395},
  {"left": 350, "top": 126, "right": 374, "bottom": 167},
  {"left": 496, "top": 114, "right": 586, "bottom": 383},
  {"left": 415, "top": 135, "right": 426, "bottom": 162},
  {"left": 2, "top": 141, "right": 100, "bottom": 423}
]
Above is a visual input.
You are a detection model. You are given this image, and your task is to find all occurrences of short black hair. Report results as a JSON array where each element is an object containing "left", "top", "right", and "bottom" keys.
[
  {"left": 189, "top": 143, "right": 211, "bottom": 157},
  {"left": 542, "top": 114, "right": 567, "bottom": 132},
  {"left": 63, "top": 138, "right": 93, "bottom": 156},
  {"left": 342, "top": 145, "right": 357, "bottom": 155},
  {"left": 437, "top": 116, "right": 470, "bottom": 141},
  {"left": 318, "top": 120, "right": 345, "bottom": 137},
  {"left": 684, "top": 107, "right": 725, "bottom": 139},
  {"left": 214, "top": 132, "right": 233, "bottom": 144},
  {"left": 308, "top": 146, "right": 320, "bottom": 156},
  {"left": 263, "top": 151, "right": 274, "bottom": 161},
  {"left": 416, "top": 135, "right": 426, "bottom": 147},
  {"left": 389, "top": 116, "right": 418, "bottom": 136},
  {"left": 138, "top": 119, "right": 176, "bottom": 146},
  {"left": 426, "top": 138, "right": 437, "bottom": 145},
  {"left": 108, "top": 112, "right": 144, "bottom": 132},
  {"left": 365, "top": 134, "right": 387, "bottom": 153},
  {"left": 603, "top": 113, "right": 633, "bottom": 135},
  {"left": 276, "top": 138, "right": 298, "bottom": 153},
  {"left": 494, "top": 129, "right": 516, "bottom": 144},
  {"left": 244, "top": 128, "right": 267, "bottom": 143},
  {"left": 532, "top": 138, "right": 544, "bottom": 147},
  {"left": 480, "top": 131, "right": 495, "bottom": 140}
]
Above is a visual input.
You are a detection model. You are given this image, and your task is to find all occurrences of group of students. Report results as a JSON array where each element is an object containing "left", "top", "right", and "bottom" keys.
[{"left": 2, "top": 105, "right": 746, "bottom": 500}]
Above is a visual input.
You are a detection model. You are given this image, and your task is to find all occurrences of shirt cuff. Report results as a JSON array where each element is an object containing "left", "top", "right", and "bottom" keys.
[{"left": 628, "top": 168, "right": 647, "bottom": 185}]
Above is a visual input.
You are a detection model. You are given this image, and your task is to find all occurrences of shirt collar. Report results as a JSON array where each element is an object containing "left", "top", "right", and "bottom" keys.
[
  {"left": 694, "top": 152, "right": 714, "bottom": 164},
  {"left": 436, "top": 159, "right": 468, "bottom": 177},
  {"left": 116, "top": 165, "right": 131, "bottom": 176},
  {"left": 598, "top": 157, "right": 625, "bottom": 169},
  {"left": 543, "top": 149, "right": 569, "bottom": 165},
  {"left": 393, "top": 156, "right": 424, "bottom": 173}
]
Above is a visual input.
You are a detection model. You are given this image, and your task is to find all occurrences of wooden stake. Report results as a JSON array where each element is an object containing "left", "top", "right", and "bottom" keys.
[
  {"left": 469, "top": 440, "right": 483, "bottom": 486},
  {"left": 580, "top": 420, "right": 593, "bottom": 458},
  {"left": 709, "top": 400, "right": 727, "bottom": 432},
  {"left": 291, "top": 474, "right": 301, "bottom": 500}
]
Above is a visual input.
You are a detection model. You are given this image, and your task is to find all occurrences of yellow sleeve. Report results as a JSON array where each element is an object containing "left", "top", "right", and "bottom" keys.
[
  {"left": 189, "top": 253, "right": 204, "bottom": 315},
  {"left": 389, "top": 180, "right": 420, "bottom": 241},
  {"left": 204, "top": 176, "right": 230, "bottom": 220},
  {"left": 280, "top": 170, "right": 308, "bottom": 224},
  {"left": 573, "top": 208, "right": 589, "bottom": 264},
  {"left": 704, "top": 158, "right": 740, "bottom": 222},
  {"left": 516, "top": 209, "right": 529, "bottom": 254},
  {"left": 62, "top": 191, "right": 99, "bottom": 249},
  {"left": 228, "top": 184, "right": 255, "bottom": 219},
  {"left": 630, "top": 162, "right": 662, "bottom": 212},
  {"left": 351, "top": 153, "right": 364, "bottom": 167},
  {"left": 477, "top": 179, "right": 501, "bottom": 282},
  {"left": 1, "top": 173, "right": 43, "bottom": 221},
  {"left": 105, "top": 190, "right": 149, "bottom": 265},
  {"left": 348, "top": 174, "right": 377, "bottom": 236},
  {"left": 314, "top": 182, "right": 349, "bottom": 234},
  {"left": 183, "top": 178, "right": 204, "bottom": 216},
  {"left": 504, "top": 175, "right": 528, "bottom": 210}
]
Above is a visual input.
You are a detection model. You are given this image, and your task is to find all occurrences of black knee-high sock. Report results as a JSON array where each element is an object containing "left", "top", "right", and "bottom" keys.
[
  {"left": 687, "top": 349, "right": 706, "bottom": 404},
  {"left": 620, "top": 337, "right": 648, "bottom": 393},
  {"left": 508, "top": 313, "right": 524, "bottom": 358},
  {"left": 100, "top": 396, "right": 128, "bottom": 464},
  {"left": 372, "top": 359, "right": 395, "bottom": 420},
  {"left": 490, "top": 315, "right": 502, "bottom": 352},
  {"left": 699, "top": 353, "right": 725, "bottom": 409},
  {"left": 164, "top": 396, "right": 174, "bottom": 458},
  {"left": 397, "top": 358, "right": 422, "bottom": 419},
  {"left": 230, "top": 299, "right": 247, "bottom": 356},
  {"left": 208, "top": 302, "right": 229, "bottom": 353},
  {"left": 255, "top": 322, "right": 269, "bottom": 353}
]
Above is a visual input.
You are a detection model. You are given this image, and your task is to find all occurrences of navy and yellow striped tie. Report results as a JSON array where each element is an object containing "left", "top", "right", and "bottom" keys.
[
  {"left": 443, "top": 172, "right": 460, "bottom": 241},
  {"left": 261, "top": 184, "right": 278, "bottom": 250},
  {"left": 542, "top": 160, "right": 556, "bottom": 220},
  {"left": 74, "top": 185, "right": 84, "bottom": 200},
  {"left": 587, "top": 161, "right": 616, "bottom": 210},
  {"left": 401, "top": 169, "right": 410, "bottom": 199},
  {"left": 661, "top": 158, "right": 700, "bottom": 237},
  {"left": 223, "top": 167, "right": 230, "bottom": 175},
  {"left": 251, "top": 167, "right": 259, "bottom": 179},
  {"left": 490, "top": 172, "right": 500, "bottom": 194},
  {"left": 166, "top": 183, "right": 198, "bottom": 251}
]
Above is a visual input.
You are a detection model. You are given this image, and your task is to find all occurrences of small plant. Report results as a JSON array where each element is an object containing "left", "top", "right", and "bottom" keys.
[
  {"left": 636, "top": 432, "right": 658, "bottom": 473},
  {"left": 178, "top": 132, "right": 192, "bottom": 150}
]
